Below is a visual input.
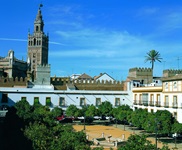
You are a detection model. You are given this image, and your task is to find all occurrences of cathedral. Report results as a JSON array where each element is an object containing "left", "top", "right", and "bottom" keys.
[{"left": 0, "top": 5, "right": 49, "bottom": 83}]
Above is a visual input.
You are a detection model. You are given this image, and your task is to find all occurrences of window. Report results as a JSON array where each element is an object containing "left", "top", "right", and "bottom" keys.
[
  {"left": 115, "top": 98, "right": 120, "bottom": 106},
  {"left": 142, "top": 93, "right": 148, "bottom": 106},
  {"left": 156, "top": 94, "right": 161, "bottom": 106},
  {"left": 139, "top": 94, "right": 142, "bottom": 105},
  {"left": 150, "top": 94, "right": 154, "bottom": 101},
  {"left": 157, "top": 94, "right": 160, "bottom": 102},
  {"left": 134, "top": 94, "right": 137, "bottom": 100},
  {"left": 165, "top": 82, "right": 168, "bottom": 89},
  {"left": 80, "top": 98, "right": 85, "bottom": 106},
  {"left": 46, "top": 97, "right": 51, "bottom": 106},
  {"left": 150, "top": 94, "right": 154, "bottom": 106},
  {"left": 173, "top": 96, "right": 178, "bottom": 108},
  {"left": 173, "top": 82, "right": 177, "bottom": 89},
  {"left": 36, "top": 26, "right": 39, "bottom": 31},
  {"left": 34, "top": 97, "right": 39, "bottom": 105},
  {"left": 1, "top": 94, "right": 8, "bottom": 103},
  {"left": 96, "top": 98, "right": 101, "bottom": 106},
  {"left": 59, "top": 97, "right": 65, "bottom": 106},
  {"left": 164, "top": 95, "right": 169, "bottom": 107}
]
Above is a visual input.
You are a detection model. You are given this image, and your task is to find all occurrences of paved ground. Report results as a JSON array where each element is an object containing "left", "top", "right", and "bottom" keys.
[{"left": 73, "top": 123, "right": 182, "bottom": 150}]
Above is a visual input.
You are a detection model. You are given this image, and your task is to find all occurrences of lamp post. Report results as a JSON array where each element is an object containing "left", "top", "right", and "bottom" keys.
[
  {"left": 149, "top": 118, "right": 160, "bottom": 150},
  {"left": 123, "top": 119, "right": 126, "bottom": 131},
  {"left": 154, "top": 118, "right": 161, "bottom": 150},
  {"left": 173, "top": 133, "right": 178, "bottom": 150},
  {"left": 83, "top": 114, "right": 86, "bottom": 130}
]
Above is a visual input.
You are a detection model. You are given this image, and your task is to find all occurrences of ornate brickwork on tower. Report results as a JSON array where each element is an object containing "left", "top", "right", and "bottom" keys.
[{"left": 27, "top": 5, "right": 49, "bottom": 81}]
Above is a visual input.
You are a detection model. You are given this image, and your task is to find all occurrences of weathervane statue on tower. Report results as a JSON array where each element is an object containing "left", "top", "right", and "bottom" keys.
[{"left": 39, "top": 3, "right": 43, "bottom": 9}]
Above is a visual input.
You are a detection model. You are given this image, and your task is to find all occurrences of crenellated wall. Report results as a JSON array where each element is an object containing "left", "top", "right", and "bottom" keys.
[
  {"left": 0, "top": 77, "right": 27, "bottom": 87},
  {"left": 51, "top": 77, "right": 124, "bottom": 91},
  {"left": 163, "top": 69, "right": 182, "bottom": 77},
  {"left": 127, "top": 67, "right": 153, "bottom": 84}
]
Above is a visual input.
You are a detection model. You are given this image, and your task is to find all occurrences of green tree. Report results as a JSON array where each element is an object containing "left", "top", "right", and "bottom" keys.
[
  {"left": 154, "top": 110, "right": 174, "bottom": 135},
  {"left": 145, "top": 49, "right": 162, "bottom": 70},
  {"left": 85, "top": 105, "right": 99, "bottom": 117},
  {"left": 172, "top": 122, "right": 182, "bottom": 134},
  {"left": 118, "top": 134, "right": 169, "bottom": 150},
  {"left": 98, "top": 101, "right": 113, "bottom": 116},
  {"left": 51, "top": 106, "right": 63, "bottom": 118},
  {"left": 131, "top": 108, "right": 148, "bottom": 129},
  {"left": 14, "top": 99, "right": 32, "bottom": 121},
  {"left": 24, "top": 122, "right": 52, "bottom": 150},
  {"left": 113, "top": 105, "right": 132, "bottom": 122},
  {"left": 66, "top": 104, "right": 80, "bottom": 117}
]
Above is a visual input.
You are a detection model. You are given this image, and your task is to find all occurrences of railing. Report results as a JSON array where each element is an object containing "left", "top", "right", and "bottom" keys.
[
  {"left": 164, "top": 102, "right": 169, "bottom": 108},
  {"left": 172, "top": 103, "right": 178, "bottom": 108},
  {"left": 155, "top": 101, "right": 161, "bottom": 107},
  {"left": 138, "top": 101, "right": 143, "bottom": 105},
  {"left": 149, "top": 101, "right": 154, "bottom": 106},
  {"left": 133, "top": 100, "right": 137, "bottom": 105},
  {"left": 143, "top": 102, "right": 148, "bottom": 106}
]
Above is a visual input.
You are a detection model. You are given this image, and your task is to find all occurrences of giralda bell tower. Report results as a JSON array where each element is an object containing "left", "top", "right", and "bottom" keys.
[{"left": 27, "top": 4, "right": 49, "bottom": 81}]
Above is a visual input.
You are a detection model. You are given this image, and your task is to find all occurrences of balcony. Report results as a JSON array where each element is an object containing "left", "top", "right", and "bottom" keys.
[
  {"left": 172, "top": 103, "right": 178, "bottom": 109},
  {"left": 155, "top": 101, "right": 161, "bottom": 107},
  {"left": 149, "top": 101, "right": 154, "bottom": 106},
  {"left": 133, "top": 100, "right": 137, "bottom": 105},
  {"left": 139, "top": 101, "right": 143, "bottom": 105},
  {"left": 164, "top": 102, "right": 169, "bottom": 108}
]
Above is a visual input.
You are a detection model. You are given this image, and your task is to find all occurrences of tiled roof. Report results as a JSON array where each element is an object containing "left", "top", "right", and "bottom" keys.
[{"left": 78, "top": 73, "right": 92, "bottom": 79}]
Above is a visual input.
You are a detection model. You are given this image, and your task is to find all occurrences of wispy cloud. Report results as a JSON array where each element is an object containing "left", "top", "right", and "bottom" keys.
[
  {"left": 50, "top": 29, "right": 153, "bottom": 59},
  {"left": 159, "top": 11, "right": 182, "bottom": 32},
  {"left": 136, "top": 7, "right": 159, "bottom": 17},
  {"left": 0, "top": 38, "right": 27, "bottom": 42}
]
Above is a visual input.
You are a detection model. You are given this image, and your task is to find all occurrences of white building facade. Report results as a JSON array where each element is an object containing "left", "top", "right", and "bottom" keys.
[
  {"left": 0, "top": 85, "right": 132, "bottom": 110},
  {"left": 132, "top": 75, "right": 182, "bottom": 123}
]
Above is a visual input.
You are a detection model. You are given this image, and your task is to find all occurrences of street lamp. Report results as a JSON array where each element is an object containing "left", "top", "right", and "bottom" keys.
[
  {"left": 83, "top": 114, "right": 86, "bottom": 130},
  {"left": 123, "top": 119, "right": 126, "bottom": 131},
  {"left": 173, "top": 133, "right": 178, "bottom": 150},
  {"left": 154, "top": 118, "right": 161, "bottom": 150},
  {"left": 149, "top": 118, "right": 160, "bottom": 150}
]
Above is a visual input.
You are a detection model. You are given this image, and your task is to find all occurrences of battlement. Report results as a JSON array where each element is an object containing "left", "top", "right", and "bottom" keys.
[
  {"left": 51, "top": 77, "right": 124, "bottom": 91},
  {"left": 127, "top": 67, "right": 153, "bottom": 84},
  {"left": 51, "top": 77, "right": 122, "bottom": 85},
  {"left": 0, "top": 76, "right": 27, "bottom": 87},
  {"left": 163, "top": 69, "right": 182, "bottom": 77},
  {"left": 129, "top": 67, "right": 152, "bottom": 72}
]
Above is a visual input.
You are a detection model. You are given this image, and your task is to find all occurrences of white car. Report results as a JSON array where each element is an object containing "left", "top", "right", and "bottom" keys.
[
  {"left": 77, "top": 116, "right": 84, "bottom": 120},
  {"left": 94, "top": 116, "right": 101, "bottom": 120}
]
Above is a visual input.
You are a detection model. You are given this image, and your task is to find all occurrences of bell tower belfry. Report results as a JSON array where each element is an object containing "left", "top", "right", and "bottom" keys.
[{"left": 27, "top": 4, "right": 49, "bottom": 81}]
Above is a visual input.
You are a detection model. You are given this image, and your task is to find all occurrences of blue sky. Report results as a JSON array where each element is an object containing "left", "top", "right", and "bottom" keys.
[{"left": 0, "top": 0, "right": 182, "bottom": 80}]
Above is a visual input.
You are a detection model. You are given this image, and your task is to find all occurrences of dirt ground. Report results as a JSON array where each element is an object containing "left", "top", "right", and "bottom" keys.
[{"left": 73, "top": 124, "right": 174, "bottom": 150}]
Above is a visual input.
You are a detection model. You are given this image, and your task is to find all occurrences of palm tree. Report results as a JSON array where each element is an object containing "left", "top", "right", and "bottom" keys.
[{"left": 145, "top": 50, "right": 162, "bottom": 70}]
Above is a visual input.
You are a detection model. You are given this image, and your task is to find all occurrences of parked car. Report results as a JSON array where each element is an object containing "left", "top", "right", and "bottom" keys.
[
  {"left": 59, "top": 118, "right": 73, "bottom": 123},
  {"left": 77, "top": 116, "right": 84, "bottom": 120},
  {"left": 94, "top": 116, "right": 101, "bottom": 120},
  {"left": 81, "top": 117, "right": 94, "bottom": 124},
  {"left": 55, "top": 115, "right": 74, "bottom": 122}
]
